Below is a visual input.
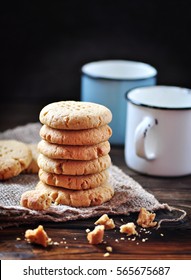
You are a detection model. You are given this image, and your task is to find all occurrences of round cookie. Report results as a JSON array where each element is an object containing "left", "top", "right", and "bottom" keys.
[
  {"left": 23, "top": 144, "right": 39, "bottom": 174},
  {"left": 40, "top": 124, "right": 112, "bottom": 145},
  {"left": 38, "top": 140, "right": 110, "bottom": 160},
  {"left": 36, "top": 181, "right": 114, "bottom": 207},
  {"left": 38, "top": 169, "right": 109, "bottom": 190},
  {"left": 37, "top": 154, "right": 111, "bottom": 175},
  {"left": 39, "top": 101, "right": 112, "bottom": 130},
  {"left": 0, "top": 140, "right": 32, "bottom": 180}
]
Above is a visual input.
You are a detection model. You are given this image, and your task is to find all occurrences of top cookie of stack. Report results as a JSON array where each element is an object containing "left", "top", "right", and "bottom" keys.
[
  {"left": 39, "top": 100, "right": 112, "bottom": 131},
  {"left": 35, "top": 101, "right": 114, "bottom": 208}
]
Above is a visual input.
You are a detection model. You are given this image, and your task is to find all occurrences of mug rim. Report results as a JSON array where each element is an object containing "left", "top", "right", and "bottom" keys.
[
  {"left": 81, "top": 59, "right": 157, "bottom": 81},
  {"left": 126, "top": 85, "right": 191, "bottom": 110}
]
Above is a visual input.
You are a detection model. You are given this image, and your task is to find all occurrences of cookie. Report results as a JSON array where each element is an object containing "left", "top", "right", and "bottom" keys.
[
  {"left": 39, "top": 101, "right": 112, "bottom": 130},
  {"left": 38, "top": 140, "right": 110, "bottom": 160},
  {"left": 0, "top": 140, "right": 32, "bottom": 180},
  {"left": 38, "top": 169, "right": 109, "bottom": 190},
  {"left": 23, "top": 144, "right": 39, "bottom": 174},
  {"left": 37, "top": 154, "right": 111, "bottom": 175},
  {"left": 20, "top": 190, "right": 52, "bottom": 210},
  {"left": 40, "top": 124, "right": 112, "bottom": 145},
  {"left": 36, "top": 180, "right": 114, "bottom": 207}
]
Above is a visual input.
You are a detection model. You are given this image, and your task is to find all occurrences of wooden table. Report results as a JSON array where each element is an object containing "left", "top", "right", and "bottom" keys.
[{"left": 0, "top": 146, "right": 190, "bottom": 260}]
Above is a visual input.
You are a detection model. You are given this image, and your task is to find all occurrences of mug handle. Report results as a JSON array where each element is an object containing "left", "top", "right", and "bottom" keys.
[{"left": 135, "top": 116, "right": 157, "bottom": 160}]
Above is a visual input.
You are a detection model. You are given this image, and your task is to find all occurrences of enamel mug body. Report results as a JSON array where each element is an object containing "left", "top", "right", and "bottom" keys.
[
  {"left": 125, "top": 86, "right": 191, "bottom": 176},
  {"left": 81, "top": 60, "right": 157, "bottom": 145}
]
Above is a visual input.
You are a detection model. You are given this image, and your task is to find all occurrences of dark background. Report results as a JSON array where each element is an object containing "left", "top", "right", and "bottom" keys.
[{"left": 1, "top": 0, "right": 191, "bottom": 129}]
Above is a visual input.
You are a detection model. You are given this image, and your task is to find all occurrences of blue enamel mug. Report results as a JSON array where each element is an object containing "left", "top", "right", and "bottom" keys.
[{"left": 81, "top": 60, "right": 157, "bottom": 145}]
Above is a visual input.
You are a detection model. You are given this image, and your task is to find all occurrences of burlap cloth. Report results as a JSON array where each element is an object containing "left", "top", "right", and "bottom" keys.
[{"left": 0, "top": 123, "right": 186, "bottom": 228}]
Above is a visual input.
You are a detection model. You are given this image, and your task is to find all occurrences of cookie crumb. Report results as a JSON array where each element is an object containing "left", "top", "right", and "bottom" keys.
[
  {"left": 25, "top": 225, "right": 51, "bottom": 247},
  {"left": 106, "top": 246, "right": 113, "bottom": 252},
  {"left": 137, "top": 208, "right": 157, "bottom": 228},
  {"left": 120, "top": 222, "right": 138, "bottom": 236},
  {"left": 94, "top": 214, "right": 115, "bottom": 229},
  {"left": 142, "top": 238, "right": 148, "bottom": 242},
  {"left": 103, "top": 252, "right": 110, "bottom": 257},
  {"left": 87, "top": 225, "right": 104, "bottom": 245}
]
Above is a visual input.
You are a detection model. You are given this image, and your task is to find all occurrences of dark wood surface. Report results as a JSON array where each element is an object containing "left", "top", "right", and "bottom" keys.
[{"left": 0, "top": 146, "right": 190, "bottom": 260}]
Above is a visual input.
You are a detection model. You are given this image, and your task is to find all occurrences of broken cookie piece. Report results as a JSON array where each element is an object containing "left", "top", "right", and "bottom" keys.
[
  {"left": 94, "top": 214, "right": 115, "bottom": 229},
  {"left": 137, "top": 207, "right": 157, "bottom": 228},
  {"left": 25, "top": 225, "right": 51, "bottom": 247},
  {"left": 20, "top": 190, "right": 52, "bottom": 210},
  {"left": 87, "top": 225, "right": 105, "bottom": 244},
  {"left": 120, "top": 222, "right": 138, "bottom": 236}
]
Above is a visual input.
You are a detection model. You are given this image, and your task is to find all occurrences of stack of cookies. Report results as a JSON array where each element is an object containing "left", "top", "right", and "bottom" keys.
[{"left": 35, "top": 101, "right": 114, "bottom": 208}]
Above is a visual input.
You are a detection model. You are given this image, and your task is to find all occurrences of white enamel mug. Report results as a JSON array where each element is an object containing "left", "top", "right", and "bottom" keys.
[
  {"left": 125, "top": 86, "right": 191, "bottom": 176},
  {"left": 81, "top": 60, "right": 157, "bottom": 145}
]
